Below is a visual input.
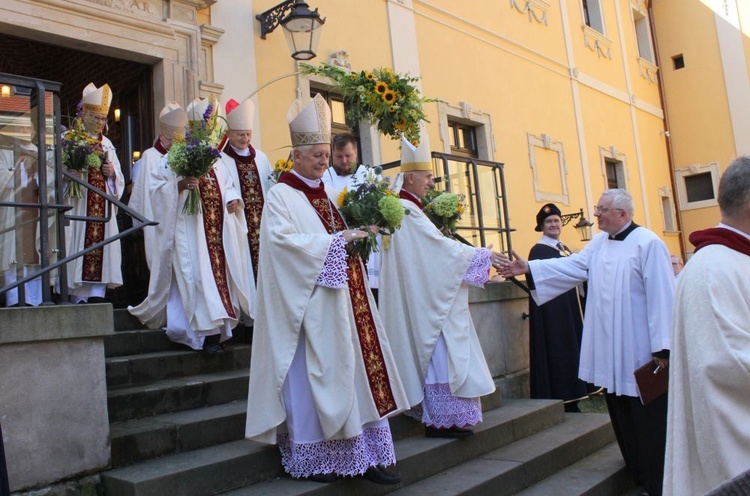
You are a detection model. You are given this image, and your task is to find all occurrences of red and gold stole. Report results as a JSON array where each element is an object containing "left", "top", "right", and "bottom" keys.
[
  {"left": 198, "top": 168, "right": 236, "bottom": 319},
  {"left": 81, "top": 137, "right": 108, "bottom": 282},
  {"left": 280, "top": 173, "right": 397, "bottom": 417},
  {"left": 223, "top": 145, "right": 263, "bottom": 282}
]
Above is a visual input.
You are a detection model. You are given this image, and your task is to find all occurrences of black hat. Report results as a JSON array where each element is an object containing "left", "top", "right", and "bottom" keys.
[{"left": 535, "top": 203, "right": 562, "bottom": 232}]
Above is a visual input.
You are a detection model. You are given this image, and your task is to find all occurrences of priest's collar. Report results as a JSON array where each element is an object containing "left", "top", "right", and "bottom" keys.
[
  {"left": 230, "top": 144, "right": 251, "bottom": 157},
  {"left": 154, "top": 138, "right": 169, "bottom": 156},
  {"left": 290, "top": 169, "right": 323, "bottom": 188},
  {"left": 608, "top": 221, "right": 638, "bottom": 241},
  {"left": 399, "top": 189, "right": 422, "bottom": 209},
  {"left": 718, "top": 222, "right": 750, "bottom": 242}
]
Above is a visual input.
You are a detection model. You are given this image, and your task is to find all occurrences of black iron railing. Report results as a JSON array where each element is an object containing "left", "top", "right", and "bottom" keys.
[{"left": 382, "top": 151, "right": 515, "bottom": 253}]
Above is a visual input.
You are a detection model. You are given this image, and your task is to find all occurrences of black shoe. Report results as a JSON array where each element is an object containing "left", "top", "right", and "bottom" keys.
[
  {"left": 362, "top": 465, "right": 402, "bottom": 485},
  {"left": 425, "top": 426, "right": 474, "bottom": 439},
  {"left": 87, "top": 296, "right": 107, "bottom": 304},
  {"left": 202, "top": 334, "right": 224, "bottom": 355},
  {"left": 301, "top": 473, "right": 337, "bottom": 483}
]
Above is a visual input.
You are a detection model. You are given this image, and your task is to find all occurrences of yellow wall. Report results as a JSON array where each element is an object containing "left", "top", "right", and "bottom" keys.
[
  {"left": 652, "top": 0, "right": 750, "bottom": 254},
  {"left": 216, "top": 0, "right": 681, "bottom": 256}
]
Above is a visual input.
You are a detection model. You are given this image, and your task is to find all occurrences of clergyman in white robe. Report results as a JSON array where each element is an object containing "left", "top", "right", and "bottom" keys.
[
  {"left": 244, "top": 170, "right": 409, "bottom": 479},
  {"left": 379, "top": 189, "right": 496, "bottom": 433},
  {"left": 127, "top": 148, "right": 252, "bottom": 350},
  {"left": 62, "top": 133, "right": 124, "bottom": 302},
  {"left": 527, "top": 220, "right": 673, "bottom": 495},
  {"left": 664, "top": 222, "right": 750, "bottom": 495}
]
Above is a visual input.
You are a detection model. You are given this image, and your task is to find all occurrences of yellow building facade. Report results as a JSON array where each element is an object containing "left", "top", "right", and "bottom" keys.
[
  {"left": 0, "top": 0, "right": 684, "bottom": 258},
  {"left": 652, "top": 0, "right": 750, "bottom": 256}
]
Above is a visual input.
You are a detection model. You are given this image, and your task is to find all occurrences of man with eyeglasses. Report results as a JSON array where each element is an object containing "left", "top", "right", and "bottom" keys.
[{"left": 496, "top": 188, "right": 674, "bottom": 496}]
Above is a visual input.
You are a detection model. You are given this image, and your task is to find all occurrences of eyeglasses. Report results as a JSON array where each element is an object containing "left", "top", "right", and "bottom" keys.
[{"left": 593, "top": 205, "right": 624, "bottom": 214}]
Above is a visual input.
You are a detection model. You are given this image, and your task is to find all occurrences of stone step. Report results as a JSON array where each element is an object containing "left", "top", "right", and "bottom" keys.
[
  {"left": 105, "top": 325, "right": 253, "bottom": 357},
  {"left": 101, "top": 399, "right": 562, "bottom": 496},
  {"left": 105, "top": 344, "right": 251, "bottom": 388},
  {"left": 388, "top": 413, "right": 615, "bottom": 496},
  {"left": 110, "top": 401, "right": 248, "bottom": 468},
  {"left": 107, "top": 368, "right": 249, "bottom": 423},
  {"left": 515, "top": 442, "right": 636, "bottom": 496}
]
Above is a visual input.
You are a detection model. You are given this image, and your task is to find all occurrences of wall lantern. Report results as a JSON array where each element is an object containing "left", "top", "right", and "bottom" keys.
[
  {"left": 113, "top": 108, "right": 121, "bottom": 123},
  {"left": 0, "top": 85, "right": 11, "bottom": 98},
  {"left": 256, "top": 0, "right": 325, "bottom": 61},
  {"left": 561, "top": 207, "right": 594, "bottom": 242}
]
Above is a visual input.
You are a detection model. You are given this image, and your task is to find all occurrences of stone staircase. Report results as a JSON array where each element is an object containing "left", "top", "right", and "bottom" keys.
[{"left": 100, "top": 310, "right": 636, "bottom": 496}]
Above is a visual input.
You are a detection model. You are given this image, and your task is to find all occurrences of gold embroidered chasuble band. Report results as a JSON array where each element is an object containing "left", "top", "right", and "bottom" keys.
[
  {"left": 283, "top": 173, "right": 397, "bottom": 417},
  {"left": 199, "top": 168, "right": 236, "bottom": 319},
  {"left": 81, "top": 153, "right": 107, "bottom": 282},
  {"left": 224, "top": 146, "right": 264, "bottom": 281}
]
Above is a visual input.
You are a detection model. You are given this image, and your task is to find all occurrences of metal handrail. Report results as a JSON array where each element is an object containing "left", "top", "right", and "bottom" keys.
[
  {"left": 381, "top": 152, "right": 515, "bottom": 254},
  {"left": 0, "top": 72, "right": 157, "bottom": 305}
]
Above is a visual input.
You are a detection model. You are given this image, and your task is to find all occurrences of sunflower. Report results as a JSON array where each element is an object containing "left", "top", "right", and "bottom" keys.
[
  {"left": 375, "top": 81, "right": 389, "bottom": 94},
  {"left": 365, "top": 72, "right": 375, "bottom": 80},
  {"left": 382, "top": 90, "right": 397, "bottom": 103},
  {"left": 394, "top": 117, "right": 407, "bottom": 130},
  {"left": 388, "top": 105, "right": 396, "bottom": 113},
  {"left": 337, "top": 187, "right": 348, "bottom": 208}
]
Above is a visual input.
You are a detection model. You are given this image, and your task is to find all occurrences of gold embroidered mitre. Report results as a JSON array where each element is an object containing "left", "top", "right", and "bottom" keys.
[
  {"left": 159, "top": 102, "right": 188, "bottom": 139},
  {"left": 399, "top": 136, "right": 432, "bottom": 172},
  {"left": 82, "top": 83, "right": 112, "bottom": 116},
  {"left": 287, "top": 93, "right": 331, "bottom": 146}
]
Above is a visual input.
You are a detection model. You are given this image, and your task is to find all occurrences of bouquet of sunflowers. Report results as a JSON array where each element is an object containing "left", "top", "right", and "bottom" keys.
[
  {"left": 337, "top": 166, "right": 407, "bottom": 263},
  {"left": 422, "top": 189, "right": 466, "bottom": 237},
  {"left": 61, "top": 115, "right": 104, "bottom": 199},
  {"left": 270, "top": 157, "right": 293, "bottom": 184},
  {"left": 299, "top": 63, "right": 438, "bottom": 144},
  {"left": 168, "top": 95, "right": 222, "bottom": 215}
]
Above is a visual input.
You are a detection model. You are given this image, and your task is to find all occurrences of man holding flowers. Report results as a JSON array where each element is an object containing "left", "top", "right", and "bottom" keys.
[
  {"left": 245, "top": 94, "right": 409, "bottom": 485},
  {"left": 61, "top": 82, "right": 123, "bottom": 304},
  {"left": 379, "top": 137, "right": 498, "bottom": 439},
  {"left": 128, "top": 98, "right": 253, "bottom": 355}
]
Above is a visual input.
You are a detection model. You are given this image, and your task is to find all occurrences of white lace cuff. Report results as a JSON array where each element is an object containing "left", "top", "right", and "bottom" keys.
[
  {"left": 316, "top": 233, "right": 348, "bottom": 289},
  {"left": 463, "top": 248, "right": 491, "bottom": 287}
]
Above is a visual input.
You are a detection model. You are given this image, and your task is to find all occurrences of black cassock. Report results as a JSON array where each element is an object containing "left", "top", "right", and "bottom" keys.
[{"left": 525, "top": 243, "right": 589, "bottom": 403}]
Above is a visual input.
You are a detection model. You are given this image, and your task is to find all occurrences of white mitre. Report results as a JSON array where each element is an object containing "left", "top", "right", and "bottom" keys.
[
  {"left": 287, "top": 93, "right": 331, "bottom": 146},
  {"left": 159, "top": 102, "right": 188, "bottom": 139},
  {"left": 82, "top": 83, "right": 112, "bottom": 116},
  {"left": 226, "top": 98, "right": 255, "bottom": 131},
  {"left": 399, "top": 136, "right": 432, "bottom": 172}
]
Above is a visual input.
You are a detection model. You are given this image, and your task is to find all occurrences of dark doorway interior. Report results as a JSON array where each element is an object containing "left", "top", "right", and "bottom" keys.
[{"left": 0, "top": 32, "right": 154, "bottom": 307}]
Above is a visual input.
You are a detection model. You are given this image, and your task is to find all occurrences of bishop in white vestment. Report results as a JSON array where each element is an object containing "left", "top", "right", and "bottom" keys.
[
  {"left": 379, "top": 138, "right": 496, "bottom": 439},
  {"left": 128, "top": 101, "right": 253, "bottom": 352},
  {"left": 245, "top": 95, "right": 408, "bottom": 485},
  {"left": 62, "top": 83, "right": 124, "bottom": 303}
]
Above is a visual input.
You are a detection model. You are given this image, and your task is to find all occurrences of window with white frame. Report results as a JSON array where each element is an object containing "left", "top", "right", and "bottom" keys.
[
  {"left": 675, "top": 162, "right": 720, "bottom": 210},
  {"left": 582, "top": 0, "right": 604, "bottom": 33},
  {"left": 600, "top": 146, "right": 628, "bottom": 190},
  {"left": 633, "top": 9, "right": 655, "bottom": 63}
]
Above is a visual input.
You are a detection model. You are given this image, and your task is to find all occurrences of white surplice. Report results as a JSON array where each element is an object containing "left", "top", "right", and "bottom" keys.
[
  {"left": 62, "top": 135, "right": 124, "bottom": 297},
  {"left": 378, "top": 198, "right": 495, "bottom": 408},
  {"left": 127, "top": 148, "right": 253, "bottom": 349},
  {"left": 664, "top": 240, "right": 750, "bottom": 495},
  {"left": 528, "top": 227, "right": 674, "bottom": 396},
  {"left": 245, "top": 182, "right": 409, "bottom": 446}
]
